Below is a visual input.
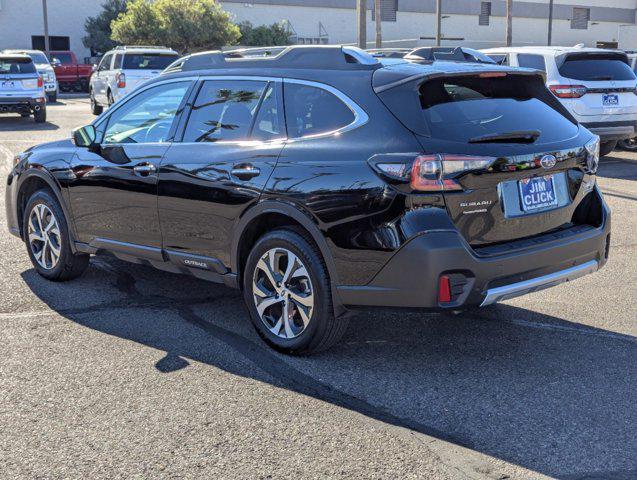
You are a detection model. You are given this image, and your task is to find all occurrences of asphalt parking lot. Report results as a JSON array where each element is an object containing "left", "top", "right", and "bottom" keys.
[{"left": 0, "top": 96, "right": 635, "bottom": 479}]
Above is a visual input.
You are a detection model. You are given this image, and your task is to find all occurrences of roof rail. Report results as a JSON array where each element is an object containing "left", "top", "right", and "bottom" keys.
[
  {"left": 114, "top": 45, "right": 171, "bottom": 51},
  {"left": 163, "top": 45, "right": 380, "bottom": 74}
]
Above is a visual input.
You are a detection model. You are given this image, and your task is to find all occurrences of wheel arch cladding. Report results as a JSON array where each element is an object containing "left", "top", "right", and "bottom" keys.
[
  {"left": 17, "top": 170, "right": 75, "bottom": 247},
  {"left": 232, "top": 201, "right": 341, "bottom": 293}
]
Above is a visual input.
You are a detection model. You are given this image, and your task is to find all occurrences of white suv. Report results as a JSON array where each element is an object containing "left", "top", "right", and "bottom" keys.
[
  {"left": 482, "top": 46, "right": 637, "bottom": 156},
  {"left": 89, "top": 45, "right": 179, "bottom": 115}
]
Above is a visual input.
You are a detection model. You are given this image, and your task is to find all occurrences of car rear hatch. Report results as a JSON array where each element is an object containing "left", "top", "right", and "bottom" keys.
[
  {"left": 122, "top": 53, "right": 179, "bottom": 90},
  {"left": 554, "top": 51, "right": 637, "bottom": 117},
  {"left": 373, "top": 65, "right": 599, "bottom": 247},
  {"left": 0, "top": 56, "right": 40, "bottom": 95}
]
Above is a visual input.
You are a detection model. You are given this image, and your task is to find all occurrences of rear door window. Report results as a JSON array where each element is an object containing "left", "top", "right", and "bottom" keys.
[
  {"left": 113, "top": 54, "right": 122, "bottom": 70},
  {"left": 0, "top": 57, "right": 36, "bottom": 74},
  {"left": 517, "top": 54, "right": 546, "bottom": 71},
  {"left": 558, "top": 54, "right": 636, "bottom": 81},
  {"left": 418, "top": 76, "right": 578, "bottom": 144},
  {"left": 51, "top": 53, "right": 73, "bottom": 65},
  {"left": 183, "top": 80, "right": 267, "bottom": 142},
  {"left": 283, "top": 82, "right": 355, "bottom": 138}
]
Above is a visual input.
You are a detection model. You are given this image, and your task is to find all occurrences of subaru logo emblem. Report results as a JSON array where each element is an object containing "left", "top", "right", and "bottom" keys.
[{"left": 540, "top": 154, "right": 557, "bottom": 169}]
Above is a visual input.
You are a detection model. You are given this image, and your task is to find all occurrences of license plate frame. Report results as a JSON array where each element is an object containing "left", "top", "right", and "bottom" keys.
[
  {"left": 1, "top": 81, "right": 16, "bottom": 89},
  {"left": 602, "top": 93, "right": 619, "bottom": 107},
  {"left": 518, "top": 175, "right": 558, "bottom": 213}
]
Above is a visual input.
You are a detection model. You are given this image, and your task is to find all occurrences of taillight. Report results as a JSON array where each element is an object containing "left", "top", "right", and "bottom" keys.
[
  {"left": 117, "top": 72, "right": 126, "bottom": 88},
  {"left": 372, "top": 154, "right": 495, "bottom": 192},
  {"left": 37, "top": 76, "right": 43, "bottom": 88},
  {"left": 549, "top": 84, "right": 587, "bottom": 98},
  {"left": 409, "top": 154, "right": 495, "bottom": 192}
]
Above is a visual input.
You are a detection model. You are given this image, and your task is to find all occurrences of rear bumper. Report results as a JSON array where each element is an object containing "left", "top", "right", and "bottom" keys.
[
  {"left": 336, "top": 188, "right": 610, "bottom": 310},
  {"left": 0, "top": 96, "right": 45, "bottom": 112},
  {"left": 580, "top": 120, "right": 637, "bottom": 142}
]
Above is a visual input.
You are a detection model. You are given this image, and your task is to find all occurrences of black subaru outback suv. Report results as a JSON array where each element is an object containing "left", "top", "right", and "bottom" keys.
[{"left": 6, "top": 46, "right": 610, "bottom": 354}]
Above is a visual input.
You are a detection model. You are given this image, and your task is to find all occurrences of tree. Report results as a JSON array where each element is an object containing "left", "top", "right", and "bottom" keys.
[
  {"left": 83, "top": 0, "right": 128, "bottom": 55},
  {"left": 238, "top": 21, "right": 292, "bottom": 47},
  {"left": 110, "top": 0, "right": 241, "bottom": 53}
]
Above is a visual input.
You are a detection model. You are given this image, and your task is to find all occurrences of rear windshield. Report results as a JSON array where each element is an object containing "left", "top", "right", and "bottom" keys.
[
  {"left": 0, "top": 57, "right": 36, "bottom": 74},
  {"left": 417, "top": 76, "right": 578, "bottom": 144},
  {"left": 123, "top": 53, "right": 179, "bottom": 70},
  {"left": 558, "top": 54, "right": 635, "bottom": 81},
  {"left": 51, "top": 53, "right": 73, "bottom": 65},
  {"left": 28, "top": 52, "right": 49, "bottom": 64}
]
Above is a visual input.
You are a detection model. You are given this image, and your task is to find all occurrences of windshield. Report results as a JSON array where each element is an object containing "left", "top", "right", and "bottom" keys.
[
  {"left": 0, "top": 57, "right": 36, "bottom": 75},
  {"left": 418, "top": 76, "right": 578, "bottom": 144},
  {"left": 558, "top": 54, "right": 636, "bottom": 81},
  {"left": 122, "top": 53, "right": 178, "bottom": 70}
]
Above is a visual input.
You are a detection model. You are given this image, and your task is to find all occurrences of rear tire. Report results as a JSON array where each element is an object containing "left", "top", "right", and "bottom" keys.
[
  {"left": 90, "top": 90, "right": 103, "bottom": 115},
  {"left": 23, "top": 190, "right": 89, "bottom": 281},
  {"left": 599, "top": 140, "right": 617, "bottom": 157},
  {"left": 242, "top": 228, "right": 348, "bottom": 355},
  {"left": 33, "top": 108, "right": 46, "bottom": 123},
  {"left": 107, "top": 90, "right": 114, "bottom": 107},
  {"left": 618, "top": 137, "right": 637, "bottom": 152}
]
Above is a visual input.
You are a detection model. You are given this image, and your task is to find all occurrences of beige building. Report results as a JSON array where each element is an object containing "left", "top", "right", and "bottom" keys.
[{"left": 0, "top": 0, "right": 636, "bottom": 62}]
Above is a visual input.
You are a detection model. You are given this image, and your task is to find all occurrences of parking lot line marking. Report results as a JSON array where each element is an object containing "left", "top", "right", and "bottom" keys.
[{"left": 0, "top": 144, "right": 14, "bottom": 173}]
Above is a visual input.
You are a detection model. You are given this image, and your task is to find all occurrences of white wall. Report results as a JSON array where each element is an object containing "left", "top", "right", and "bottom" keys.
[
  {"left": 221, "top": 1, "right": 637, "bottom": 49},
  {"left": 0, "top": 0, "right": 102, "bottom": 60}
]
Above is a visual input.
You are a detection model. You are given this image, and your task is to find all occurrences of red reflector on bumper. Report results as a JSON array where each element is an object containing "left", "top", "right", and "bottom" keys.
[{"left": 438, "top": 275, "right": 451, "bottom": 303}]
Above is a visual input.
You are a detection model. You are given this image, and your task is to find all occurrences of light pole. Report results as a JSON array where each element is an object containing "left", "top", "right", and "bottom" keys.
[
  {"left": 42, "top": 0, "right": 50, "bottom": 55},
  {"left": 547, "top": 0, "right": 554, "bottom": 46},
  {"left": 435, "top": 0, "right": 442, "bottom": 46},
  {"left": 505, "top": 0, "right": 512, "bottom": 46},
  {"left": 375, "top": 0, "right": 382, "bottom": 48},
  {"left": 357, "top": 0, "right": 367, "bottom": 49}
]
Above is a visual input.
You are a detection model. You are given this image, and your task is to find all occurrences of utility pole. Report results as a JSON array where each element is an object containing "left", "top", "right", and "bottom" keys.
[
  {"left": 435, "top": 0, "right": 442, "bottom": 46},
  {"left": 547, "top": 0, "right": 554, "bottom": 46},
  {"left": 42, "top": 0, "right": 50, "bottom": 55},
  {"left": 375, "top": 0, "right": 382, "bottom": 48},
  {"left": 357, "top": 0, "right": 367, "bottom": 49},
  {"left": 505, "top": 0, "right": 512, "bottom": 46}
]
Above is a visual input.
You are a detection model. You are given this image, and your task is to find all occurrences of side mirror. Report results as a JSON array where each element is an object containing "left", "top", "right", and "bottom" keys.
[
  {"left": 92, "top": 64, "right": 97, "bottom": 72},
  {"left": 51, "top": 58, "right": 61, "bottom": 67},
  {"left": 72, "top": 124, "right": 97, "bottom": 148}
]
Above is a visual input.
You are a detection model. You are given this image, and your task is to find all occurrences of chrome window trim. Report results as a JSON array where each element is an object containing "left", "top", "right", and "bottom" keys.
[{"left": 93, "top": 75, "right": 369, "bottom": 146}]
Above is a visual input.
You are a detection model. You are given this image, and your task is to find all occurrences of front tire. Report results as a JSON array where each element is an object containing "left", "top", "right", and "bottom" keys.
[
  {"left": 599, "top": 140, "right": 617, "bottom": 157},
  {"left": 243, "top": 228, "right": 348, "bottom": 355},
  {"left": 23, "top": 190, "right": 89, "bottom": 281},
  {"left": 47, "top": 92, "right": 57, "bottom": 103},
  {"left": 90, "top": 90, "right": 103, "bottom": 115}
]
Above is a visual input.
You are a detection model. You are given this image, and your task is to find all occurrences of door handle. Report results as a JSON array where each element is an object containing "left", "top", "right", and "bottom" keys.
[
  {"left": 231, "top": 164, "right": 260, "bottom": 180},
  {"left": 133, "top": 163, "right": 157, "bottom": 177}
]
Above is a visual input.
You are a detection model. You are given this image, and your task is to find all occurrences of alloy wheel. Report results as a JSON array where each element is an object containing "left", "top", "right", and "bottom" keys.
[
  {"left": 252, "top": 248, "right": 314, "bottom": 339},
  {"left": 28, "top": 204, "right": 61, "bottom": 270}
]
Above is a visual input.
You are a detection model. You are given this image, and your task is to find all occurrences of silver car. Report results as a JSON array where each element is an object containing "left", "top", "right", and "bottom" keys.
[
  {"left": 2, "top": 49, "right": 58, "bottom": 103},
  {"left": 0, "top": 54, "right": 47, "bottom": 122}
]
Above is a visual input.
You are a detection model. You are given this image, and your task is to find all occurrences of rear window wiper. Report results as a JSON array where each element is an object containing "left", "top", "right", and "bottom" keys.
[{"left": 468, "top": 130, "right": 540, "bottom": 144}]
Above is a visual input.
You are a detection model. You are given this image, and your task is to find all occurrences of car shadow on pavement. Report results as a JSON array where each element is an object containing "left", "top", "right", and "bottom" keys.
[
  {"left": 0, "top": 116, "right": 59, "bottom": 131},
  {"left": 20, "top": 255, "right": 637, "bottom": 480}
]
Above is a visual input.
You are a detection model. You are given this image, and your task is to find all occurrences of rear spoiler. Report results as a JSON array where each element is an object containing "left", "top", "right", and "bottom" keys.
[{"left": 373, "top": 68, "right": 546, "bottom": 94}]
